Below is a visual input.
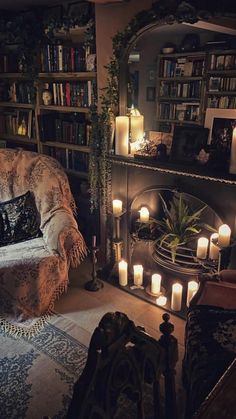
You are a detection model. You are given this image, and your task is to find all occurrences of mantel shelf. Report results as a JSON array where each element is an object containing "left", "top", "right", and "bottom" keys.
[{"left": 108, "top": 155, "right": 236, "bottom": 186}]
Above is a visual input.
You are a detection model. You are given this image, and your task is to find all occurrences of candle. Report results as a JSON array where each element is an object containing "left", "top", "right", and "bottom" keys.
[
  {"left": 130, "top": 115, "right": 144, "bottom": 142},
  {"left": 139, "top": 207, "right": 149, "bottom": 223},
  {"left": 209, "top": 233, "right": 220, "bottom": 259},
  {"left": 196, "top": 237, "right": 209, "bottom": 259},
  {"left": 92, "top": 235, "right": 96, "bottom": 247},
  {"left": 186, "top": 281, "right": 199, "bottom": 307},
  {"left": 112, "top": 199, "right": 123, "bottom": 216},
  {"left": 156, "top": 296, "right": 167, "bottom": 306},
  {"left": 130, "top": 141, "right": 138, "bottom": 155},
  {"left": 171, "top": 283, "right": 183, "bottom": 311},
  {"left": 218, "top": 224, "right": 231, "bottom": 247},
  {"left": 115, "top": 116, "right": 129, "bottom": 156},
  {"left": 151, "top": 273, "right": 162, "bottom": 294},
  {"left": 133, "top": 264, "right": 143, "bottom": 286},
  {"left": 119, "top": 260, "right": 128, "bottom": 286},
  {"left": 229, "top": 127, "right": 236, "bottom": 174}
]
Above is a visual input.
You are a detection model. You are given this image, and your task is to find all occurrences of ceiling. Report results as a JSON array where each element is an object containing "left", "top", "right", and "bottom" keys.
[{"left": 0, "top": 0, "right": 126, "bottom": 11}]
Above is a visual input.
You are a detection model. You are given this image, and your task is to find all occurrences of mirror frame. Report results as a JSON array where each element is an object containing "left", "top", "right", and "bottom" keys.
[{"left": 113, "top": 0, "right": 236, "bottom": 115}]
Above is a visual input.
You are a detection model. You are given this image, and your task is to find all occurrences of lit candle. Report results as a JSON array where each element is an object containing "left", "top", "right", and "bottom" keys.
[
  {"left": 112, "top": 199, "right": 123, "bottom": 216},
  {"left": 133, "top": 264, "right": 143, "bottom": 286},
  {"left": 118, "top": 260, "right": 128, "bottom": 286},
  {"left": 196, "top": 237, "right": 209, "bottom": 259},
  {"left": 209, "top": 233, "right": 220, "bottom": 260},
  {"left": 139, "top": 207, "right": 149, "bottom": 223},
  {"left": 171, "top": 283, "right": 183, "bottom": 311},
  {"left": 229, "top": 127, "right": 236, "bottom": 174},
  {"left": 151, "top": 273, "right": 162, "bottom": 294},
  {"left": 130, "top": 141, "right": 138, "bottom": 155},
  {"left": 156, "top": 296, "right": 167, "bottom": 306},
  {"left": 115, "top": 116, "right": 129, "bottom": 156},
  {"left": 186, "top": 281, "right": 199, "bottom": 307},
  {"left": 130, "top": 115, "right": 144, "bottom": 142},
  {"left": 92, "top": 235, "right": 96, "bottom": 247},
  {"left": 218, "top": 224, "right": 231, "bottom": 247}
]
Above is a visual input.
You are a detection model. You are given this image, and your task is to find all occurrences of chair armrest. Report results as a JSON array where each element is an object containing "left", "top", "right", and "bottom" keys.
[
  {"left": 219, "top": 269, "right": 236, "bottom": 284},
  {"left": 194, "top": 281, "right": 236, "bottom": 309}
]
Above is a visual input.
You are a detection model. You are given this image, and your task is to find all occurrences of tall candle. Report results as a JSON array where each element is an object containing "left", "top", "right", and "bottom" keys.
[
  {"left": 229, "top": 127, "right": 236, "bottom": 174},
  {"left": 218, "top": 224, "right": 231, "bottom": 247},
  {"left": 119, "top": 260, "right": 128, "bottom": 286},
  {"left": 139, "top": 207, "right": 149, "bottom": 222},
  {"left": 209, "top": 233, "right": 220, "bottom": 259},
  {"left": 196, "top": 237, "right": 209, "bottom": 259},
  {"left": 171, "top": 283, "right": 183, "bottom": 311},
  {"left": 186, "top": 281, "right": 199, "bottom": 307},
  {"left": 133, "top": 264, "right": 143, "bottom": 286},
  {"left": 112, "top": 199, "right": 123, "bottom": 216},
  {"left": 130, "top": 115, "right": 144, "bottom": 142},
  {"left": 151, "top": 273, "right": 162, "bottom": 294},
  {"left": 115, "top": 116, "right": 129, "bottom": 156}
]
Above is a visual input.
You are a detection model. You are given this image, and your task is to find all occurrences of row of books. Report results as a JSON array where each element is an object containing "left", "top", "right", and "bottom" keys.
[
  {"left": 159, "top": 102, "right": 200, "bottom": 122},
  {"left": 41, "top": 44, "right": 87, "bottom": 73},
  {"left": 208, "top": 76, "right": 236, "bottom": 92},
  {"left": 207, "top": 96, "right": 236, "bottom": 109},
  {"left": 209, "top": 54, "right": 236, "bottom": 71},
  {"left": 44, "top": 81, "right": 93, "bottom": 108},
  {"left": 160, "top": 80, "right": 201, "bottom": 98},
  {"left": 159, "top": 57, "right": 205, "bottom": 78},
  {"left": 0, "top": 53, "right": 19, "bottom": 73},
  {"left": 0, "top": 110, "right": 18, "bottom": 135},
  {"left": 47, "top": 147, "right": 89, "bottom": 172},
  {"left": 0, "top": 82, "right": 34, "bottom": 104}
]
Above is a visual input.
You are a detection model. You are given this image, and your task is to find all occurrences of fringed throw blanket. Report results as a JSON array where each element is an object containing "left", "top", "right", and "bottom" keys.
[{"left": 0, "top": 149, "right": 87, "bottom": 337}]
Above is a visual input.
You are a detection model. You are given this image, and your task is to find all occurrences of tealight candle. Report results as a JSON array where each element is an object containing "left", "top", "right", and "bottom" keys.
[
  {"left": 112, "top": 199, "right": 123, "bottom": 216},
  {"left": 139, "top": 207, "right": 149, "bottom": 223},
  {"left": 209, "top": 233, "right": 220, "bottom": 260},
  {"left": 118, "top": 260, "right": 128, "bottom": 286},
  {"left": 156, "top": 296, "right": 167, "bottom": 306},
  {"left": 130, "top": 115, "right": 144, "bottom": 142},
  {"left": 171, "top": 283, "right": 183, "bottom": 311},
  {"left": 218, "top": 224, "right": 231, "bottom": 247},
  {"left": 186, "top": 281, "right": 199, "bottom": 307},
  {"left": 115, "top": 116, "right": 129, "bottom": 156},
  {"left": 151, "top": 273, "right": 162, "bottom": 294},
  {"left": 133, "top": 264, "right": 143, "bottom": 286},
  {"left": 196, "top": 237, "right": 209, "bottom": 259}
]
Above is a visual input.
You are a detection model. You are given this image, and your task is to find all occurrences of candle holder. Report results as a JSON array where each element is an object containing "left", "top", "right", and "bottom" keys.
[
  {"left": 85, "top": 241, "right": 104, "bottom": 292},
  {"left": 109, "top": 209, "right": 126, "bottom": 277},
  {"left": 211, "top": 237, "right": 234, "bottom": 272}
]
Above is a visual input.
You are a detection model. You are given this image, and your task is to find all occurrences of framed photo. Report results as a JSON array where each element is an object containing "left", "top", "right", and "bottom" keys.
[
  {"left": 17, "top": 110, "right": 32, "bottom": 137},
  {"left": 146, "top": 86, "right": 156, "bottom": 102},
  {"left": 149, "top": 131, "right": 173, "bottom": 156},
  {"left": 205, "top": 108, "right": 236, "bottom": 144},
  {"left": 170, "top": 125, "right": 209, "bottom": 164}
]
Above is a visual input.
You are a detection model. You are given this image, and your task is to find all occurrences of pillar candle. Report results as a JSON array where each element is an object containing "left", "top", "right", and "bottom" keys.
[
  {"left": 118, "top": 260, "right": 128, "bottom": 286},
  {"left": 115, "top": 116, "right": 129, "bottom": 156},
  {"left": 229, "top": 127, "right": 236, "bottom": 174},
  {"left": 133, "top": 264, "right": 143, "bottom": 286},
  {"left": 196, "top": 237, "right": 209, "bottom": 259},
  {"left": 112, "top": 199, "right": 122, "bottom": 216},
  {"left": 139, "top": 207, "right": 149, "bottom": 222},
  {"left": 186, "top": 281, "right": 199, "bottom": 307},
  {"left": 171, "top": 283, "right": 183, "bottom": 311},
  {"left": 156, "top": 296, "right": 167, "bottom": 306},
  {"left": 218, "top": 224, "right": 231, "bottom": 247},
  {"left": 151, "top": 273, "right": 162, "bottom": 294},
  {"left": 209, "top": 233, "right": 220, "bottom": 260},
  {"left": 130, "top": 115, "right": 144, "bottom": 142}
]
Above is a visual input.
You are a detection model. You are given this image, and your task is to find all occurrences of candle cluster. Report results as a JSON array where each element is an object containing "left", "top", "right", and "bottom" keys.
[
  {"left": 196, "top": 223, "right": 231, "bottom": 260},
  {"left": 115, "top": 113, "right": 144, "bottom": 156}
]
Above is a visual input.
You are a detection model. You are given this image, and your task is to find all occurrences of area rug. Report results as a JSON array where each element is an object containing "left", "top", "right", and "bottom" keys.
[{"left": 0, "top": 314, "right": 88, "bottom": 419}]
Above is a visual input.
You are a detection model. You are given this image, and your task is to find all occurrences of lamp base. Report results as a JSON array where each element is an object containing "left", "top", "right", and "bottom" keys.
[{"left": 84, "top": 278, "right": 104, "bottom": 292}]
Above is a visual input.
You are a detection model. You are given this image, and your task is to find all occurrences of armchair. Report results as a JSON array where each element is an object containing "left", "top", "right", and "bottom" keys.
[{"left": 0, "top": 149, "right": 86, "bottom": 336}]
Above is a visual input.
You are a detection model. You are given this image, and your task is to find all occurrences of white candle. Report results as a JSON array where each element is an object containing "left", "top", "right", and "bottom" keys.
[
  {"left": 133, "top": 264, "right": 143, "bottom": 286},
  {"left": 130, "top": 141, "right": 138, "bottom": 155},
  {"left": 119, "top": 260, "right": 128, "bottom": 286},
  {"left": 112, "top": 199, "right": 122, "bottom": 216},
  {"left": 115, "top": 116, "right": 129, "bottom": 156},
  {"left": 130, "top": 115, "right": 144, "bottom": 142},
  {"left": 196, "top": 237, "right": 209, "bottom": 259},
  {"left": 218, "top": 224, "right": 231, "bottom": 247},
  {"left": 209, "top": 233, "right": 220, "bottom": 260},
  {"left": 186, "top": 281, "right": 199, "bottom": 307},
  {"left": 156, "top": 296, "right": 167, "bottom": 306},
  {"left": 139, "top": 207, "right": 149, "bottom": 223},
  {"left": 151, "top": 273, "right": 162, "bottom": 294},
  {"left": 171, "top": 283, "right": 183, "bottom": 311},
  {"left": 229, "top": 127, "right": 236, "bottom": 174}
]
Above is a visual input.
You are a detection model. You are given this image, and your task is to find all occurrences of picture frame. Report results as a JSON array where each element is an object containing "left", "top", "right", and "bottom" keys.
[
  {"left": 204, "top": 109, "right": 236, "bottom": 144},
  {"left": 170, "top": 125, "right": 209, "bottom": 164},
  {"left": 17, "top": 110, "right": 32, "bottom": 138},
  {"left": 148, "top": 130, "right": 173, "bottom": 156},
  {"left": 146, "top": 86, "right": 156, "bottom": 102}
]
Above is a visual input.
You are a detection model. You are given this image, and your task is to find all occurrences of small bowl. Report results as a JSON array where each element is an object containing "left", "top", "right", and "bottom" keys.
[{"left": 162, "top": 47, "right": 174, "bottom": 54}]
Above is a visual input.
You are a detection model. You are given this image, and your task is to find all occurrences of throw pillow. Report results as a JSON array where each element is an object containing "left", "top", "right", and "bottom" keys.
[{"left": 0, "top": 191, "right": 42, "bottom": 247}]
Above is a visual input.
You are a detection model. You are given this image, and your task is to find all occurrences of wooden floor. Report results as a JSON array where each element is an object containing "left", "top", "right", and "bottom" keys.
[{"left": 54, "top": 256, "right": 186, "bottom": 417}]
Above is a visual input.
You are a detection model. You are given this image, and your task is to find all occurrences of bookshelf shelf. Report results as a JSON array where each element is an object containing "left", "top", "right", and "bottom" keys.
[
  {"left": 43, "top": 141, "right": 90, "bottom": 153},
  {"left": 39, "top": 72, "right": 96, "bottom": 80},
  {"left": 0, "top": 102, "right": 34, "bottom": 109},
  {"left": 158, "top": 76, "right": 203, "bottom": 81},
  {"left": 38, "top": 105, "right": 90, "bottom": 113},
  {"left": 0, "top": 73, "right": 31, "bottom": 79},
  {"left": 158, "top": 118, "right": 202, "bottom": 125},
  {"left": 159, "top": 97, "right": 200, "bottom": 101},
  {"left": 0, "top": 134, "right": 38, "bottom": 144}
]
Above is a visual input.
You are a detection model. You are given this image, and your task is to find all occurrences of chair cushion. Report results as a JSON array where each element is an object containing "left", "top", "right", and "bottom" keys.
[{"left": 0, "top": 190, "right": 41, "bottom": 247}]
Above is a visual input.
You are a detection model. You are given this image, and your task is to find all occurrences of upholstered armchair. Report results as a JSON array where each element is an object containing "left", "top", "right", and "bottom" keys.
[{"left": 0, "top": 148, "right": 86, "bottom": 336}]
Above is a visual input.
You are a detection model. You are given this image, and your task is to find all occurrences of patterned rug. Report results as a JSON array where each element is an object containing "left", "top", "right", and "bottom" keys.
[{"left": 0, "top": 314, "right": 88, "bottom": 419}]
